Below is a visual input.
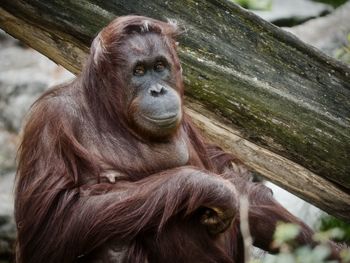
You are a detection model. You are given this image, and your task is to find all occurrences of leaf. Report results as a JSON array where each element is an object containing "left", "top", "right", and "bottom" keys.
[
  {"left": 341, "top": 248, "right": 350, "bottom": 263},
  {"left": 313, "top": 228, "right": 345, "bottom": 243},
  {"left": 273, "top": 223, "right": 300, "bottom": 247},
  {"left": 311, "top": 245, "right": 331, "bottom": 262}
]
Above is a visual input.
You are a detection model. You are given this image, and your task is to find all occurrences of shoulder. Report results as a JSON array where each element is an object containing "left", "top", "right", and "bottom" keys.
[
  {"left": 21, "top": 82, "right": 87, "bottom": 143},
  {"left": 30, "top": 81, "right": 83, "bottom": 123}
]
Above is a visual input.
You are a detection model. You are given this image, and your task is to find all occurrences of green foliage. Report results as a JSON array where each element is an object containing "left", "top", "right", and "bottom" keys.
[
  {"left": 341, "top": 249, "right": 350, "bottom": 263},
  {"left": 230, "top": 0, "right": 272, "bottom": 10},
  {"left": 314, "top": 228, "right": 345, "bottom": 243},
  {"left": 317, "top": 215, "right": 350, "bottom": 243},
  {"left": 250, "top": 223, "right": 350, "bottom": 263},
  {"left": 273, "top": 223, "right": 300, "bottom": 247}
]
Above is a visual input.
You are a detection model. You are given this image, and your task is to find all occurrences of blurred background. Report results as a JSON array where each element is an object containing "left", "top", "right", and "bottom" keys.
[{"left": 0, "top": 0, "right": 349, "bottom": 262}]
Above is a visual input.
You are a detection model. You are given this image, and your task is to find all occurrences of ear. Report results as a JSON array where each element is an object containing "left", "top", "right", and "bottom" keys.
[
  {"left": 166, "top": 18, "right": 185, "bottom": 38},
  {"left": 141, "top": 20, "right": 150, "bottom": 32}
]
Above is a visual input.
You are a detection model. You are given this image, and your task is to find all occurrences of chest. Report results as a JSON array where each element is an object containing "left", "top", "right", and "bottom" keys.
[
  {"left": 82, "top": 129, "right": 193, "bottom": 179},
  {"left": 138, "top": 137, "right": 190, "bottom": 171}
]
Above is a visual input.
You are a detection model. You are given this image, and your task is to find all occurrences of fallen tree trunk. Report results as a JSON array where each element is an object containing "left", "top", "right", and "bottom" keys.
[{"left": 0, "top": 0, "right": 349, "bottom": 220}]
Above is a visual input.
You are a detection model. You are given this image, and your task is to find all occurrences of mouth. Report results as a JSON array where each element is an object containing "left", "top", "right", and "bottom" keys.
[{"left": 143, "top": 113, "right": 180, "bottom": 127}]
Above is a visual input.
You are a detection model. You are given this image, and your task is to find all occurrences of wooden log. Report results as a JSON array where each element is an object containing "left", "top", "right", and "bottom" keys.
[{"left": 0, "top": 0, "right": 349, "bottom": 220}]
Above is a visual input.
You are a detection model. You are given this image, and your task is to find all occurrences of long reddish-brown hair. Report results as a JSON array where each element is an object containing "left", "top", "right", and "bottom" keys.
[{"left": 15, "top": 15, "right": 341, "bottom": 263}]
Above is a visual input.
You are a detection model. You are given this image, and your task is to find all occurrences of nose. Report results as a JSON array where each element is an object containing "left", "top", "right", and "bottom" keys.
[{"left": 149, "top": 84, "right": 167, "bottom": 97}]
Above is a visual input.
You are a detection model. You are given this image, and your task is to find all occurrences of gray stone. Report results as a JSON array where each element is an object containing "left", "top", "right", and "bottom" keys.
[
  {"left": 0, "top": 80, "right": 47, "bottom": 132},
  {"left": 0, "top": 172, "right": 15, "bottom": 261},
  {"left": 253, "top": 0, "right": 333, "bottom": 25},
  {"left": 0, "top": 33, "right": 74, "bottom": 132},
  {"left": 0, "top": 172, "right": 15, "bottom": 219},
  {"left": 0, "top": 130, "right": 17, "bottom": 174},
  {"left": 284, "top": 1, "right": 350, "bottom": 57},
  {"left": 0, "top": 29, "right": 19, "bottom": 49},
  {"left": 265, "top": 182, "right": 324, "bottom": 228}
]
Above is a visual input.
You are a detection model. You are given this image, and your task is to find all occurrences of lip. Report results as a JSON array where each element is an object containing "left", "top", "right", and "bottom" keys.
[{"left": 143, "top": 113, "right": 179, "bottom": 127}]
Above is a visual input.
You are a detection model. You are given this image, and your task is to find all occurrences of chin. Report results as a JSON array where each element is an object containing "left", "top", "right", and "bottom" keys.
[{"left": 132, "top": 111, "right": 182, "bottom": 141}]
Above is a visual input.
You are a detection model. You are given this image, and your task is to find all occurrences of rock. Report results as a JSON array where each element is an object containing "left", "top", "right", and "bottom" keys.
[
  {"left": 0, "top": 172, "right": 15, "bottom": 224},
  {"left": 0, "top": 130, "right": 18, "bottom": 174},
  {"left": 0, "top": 32, "right": 74, "bottom": 132},
  {"left": 0, "top": 29, "right": 20, "bottom": 48},
  {"left": 252, "top": 0, "right": 333, "bottom": 26},
  {"left": 0, "top": 79, "right": 47, "bottom": 132},
  {"left": 0, "top": 172, "right": 15, "bottom": 262},
  {"left": 265, "top": 182, "right": 324, "bottom": 228},
  {"left": 284, "top": 1, "right": 350, "bottom": 57}
]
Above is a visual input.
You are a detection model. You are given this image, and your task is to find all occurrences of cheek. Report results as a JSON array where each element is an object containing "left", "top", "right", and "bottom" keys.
[
  {"left": 122, "top": 80, "right": 140, "bottom": 107},
  {"left": 127, "top": 95, "right": 141, "bottom": 121}
]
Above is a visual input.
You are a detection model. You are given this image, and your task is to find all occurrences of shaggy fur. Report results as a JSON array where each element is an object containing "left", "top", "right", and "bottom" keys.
[{"left": 15, "top": 16, "right": 340, "bottom": 263}]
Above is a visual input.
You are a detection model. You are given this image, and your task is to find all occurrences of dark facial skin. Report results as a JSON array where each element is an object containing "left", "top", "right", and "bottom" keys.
[{"left": 120, "top": 33, "right": 182, "bottom": 140}]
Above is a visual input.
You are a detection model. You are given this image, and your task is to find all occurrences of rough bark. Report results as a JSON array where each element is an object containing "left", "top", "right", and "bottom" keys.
[{"left": 0, "top": 0, "right": 349, "bottom": 220}]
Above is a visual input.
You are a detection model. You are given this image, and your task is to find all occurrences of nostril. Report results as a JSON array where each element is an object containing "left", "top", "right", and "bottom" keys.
[
  {"left": 159, "top": 87, "right": 167, "bottom": 95},
  {"left": 149, "top": 85, "right": 167, "bottom": 97},
  {"left": 150, "top": 89, "right": 159, "bottom": 97}
]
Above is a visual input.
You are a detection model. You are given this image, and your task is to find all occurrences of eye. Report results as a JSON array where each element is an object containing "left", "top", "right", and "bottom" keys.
[
  {"left": 133, "top": 64, "right": 146, "bottom": 76},
  {"left": 154, "top": 61, "right": 166, "bottom": 72}
]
